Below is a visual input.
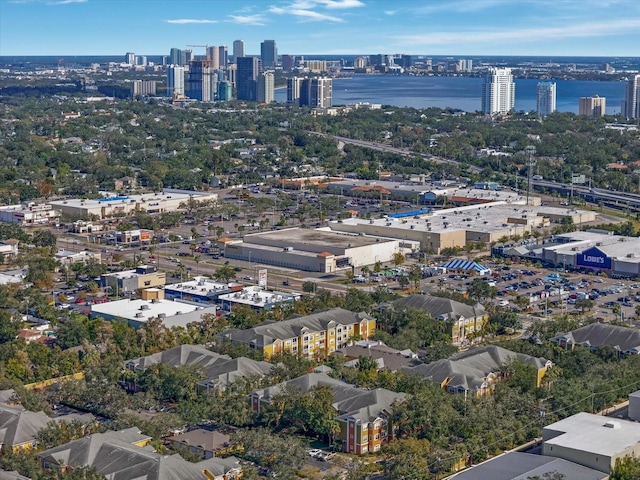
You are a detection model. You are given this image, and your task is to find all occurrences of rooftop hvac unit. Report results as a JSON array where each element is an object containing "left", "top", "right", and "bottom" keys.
[
  {"left": 175, "top": 311, "right": 182, "bottom": 315},
  {"left": 410, "top": 225, "right": 415, "bottom": 229},
  {"left": 370, "top": 220, "right": 374, "bottom": 224},
  {"left": 135, "top": 312, "right": 143, "bottom": 318},
  {"left": 158, "top": 313, "right": 166, "bottom": 318},
  {"left": 140, "top": 305, "right": 150, "bottom": 310}
]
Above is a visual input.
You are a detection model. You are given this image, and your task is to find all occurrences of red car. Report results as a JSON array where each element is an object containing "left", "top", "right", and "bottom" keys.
[{"left": 75, "top": 298, "right": 86, "bottom": 304}]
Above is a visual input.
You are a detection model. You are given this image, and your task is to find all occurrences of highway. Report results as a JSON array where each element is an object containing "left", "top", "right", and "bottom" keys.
[
  {"left": 534, "top": 179, "right": 640, "bottom": 211},
  {"left": 312, "top": 133, "right": 483, "bottom": 174}
]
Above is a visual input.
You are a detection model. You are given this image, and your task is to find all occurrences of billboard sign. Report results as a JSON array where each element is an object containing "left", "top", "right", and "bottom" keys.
[
  {"left": 576, "top": 246, "right": 611, "bottom": 269},
  {"left": 571, "top": 174, "right": 586, "bottom": 184},
  {"left": 258, "top": 269, "right": 268, "bottom": 287}
]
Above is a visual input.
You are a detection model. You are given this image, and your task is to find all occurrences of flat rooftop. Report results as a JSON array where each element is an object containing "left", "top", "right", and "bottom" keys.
[
  {"left": 551, "top": 231, "right": 640, "bottom": 259},
  {"left": 48, "top": 189, "right": 216, "bottom": 209},
  {"left": 244, "top": 228, "right": 388, "bottom": 248},
  {"left": 331, "top": 203, "right": 593, "bottom": 236},
  {"left": 218, "top": 286, "right": 298, "bottom": 307},
  {"left": 544, "top": 412, "right": 640, "bottom": 457},
  {"left": 164, "top": 276, "right": 239, "bottom": 295},
  {"left": 91, "top": 298, "right": 203, "bottom": 327}
]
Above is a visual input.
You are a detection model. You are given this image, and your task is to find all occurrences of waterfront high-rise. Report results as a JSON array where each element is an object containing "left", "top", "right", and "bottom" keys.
[
  {"left": 622, "top": 75, "right": 640, "bottom": 119},
  {"left": 236, "top": 57, "right": 260, "bottom": 101},
  {"left": 287, "top": 77, "right": 304, "bottom": 105},
  {"left": 260, "top": 40, "right": 277, "bottom": 69},
  {"left": 298, "top": 77, "right": 332, "bottom": 108},
  {"left": 579, "top": 96, "right": 606, "bottom": 116},
  {"left": 131, "top": 80, "right": 157, "bottom": 97},
  {"left": 536, "top": 82, "right": 556, "bottom": 116},
  {"left": 281, "top": 55, "right": 296, "bottom": 71},
  {"left": 166, "top": 65, "right": 185, "bottom": 97},
  {"left": 481, "top": 68, "right": 515, "bottom": 114},
  {"left": 125, "top": 52, "right": 135, "bottom": 65},
  {"left": 233, "top": 40, "right": 244, "bottom": 61},
  {"left": 257, "top": 71, "right": 275, "bottom": 103}
]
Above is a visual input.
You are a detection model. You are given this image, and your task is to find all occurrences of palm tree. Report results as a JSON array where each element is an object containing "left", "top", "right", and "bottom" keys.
[{"left": 193, "top": 254, "right": 201, "bottom": 275}]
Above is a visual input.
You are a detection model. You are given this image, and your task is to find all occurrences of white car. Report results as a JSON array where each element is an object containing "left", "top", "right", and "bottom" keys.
[
  {"left": 308, "top": 449, "right": 322, "bottom": 457},
  {"left": 498, "top": 300, "right": 509, "bottom": 307}
]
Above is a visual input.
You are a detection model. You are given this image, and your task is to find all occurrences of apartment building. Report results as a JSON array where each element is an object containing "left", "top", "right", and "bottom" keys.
[{"left": 219, "top": 308, "right": 376, "bottom": 360}]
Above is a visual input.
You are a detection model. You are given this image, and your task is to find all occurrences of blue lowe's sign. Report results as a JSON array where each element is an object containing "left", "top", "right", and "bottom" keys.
[{"left": 576, "top": 246, "right": 611, "bottom": 269}]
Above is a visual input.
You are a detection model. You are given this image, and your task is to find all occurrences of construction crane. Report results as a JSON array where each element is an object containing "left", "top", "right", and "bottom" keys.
[{"left": 187, "top": 45, "right": 209, "bottom": 56}]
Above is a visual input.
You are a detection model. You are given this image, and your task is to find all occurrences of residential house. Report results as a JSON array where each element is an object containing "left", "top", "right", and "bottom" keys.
[
  {"left": 388, "top": 294, "right": 488, "bottom": 345},
  {"left": 0, "top": 471, "right": 31, "bottom": 480},
  {"left": 403, "top": 345, "right": 551, "bottom": 396},
  {"left": 219, "top": 308, "right": 376, "bottom": 360},
  {"left": 250, "top": 372, "right": 407, "bottom": 455},
  {"left": 551, "top": 323, "right": 640, "bottom": 357},
  {"left": 38, "top": 428, "right": 242, "bottom": 480},
  {"left": 125, "top": 344, "right": 273, "bottom": 394},
  {"left": 335, "top": 339, "right": 419, "bottom": 372}
]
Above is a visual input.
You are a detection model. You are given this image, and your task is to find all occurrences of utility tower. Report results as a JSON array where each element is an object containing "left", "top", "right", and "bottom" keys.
[{"left": 525, "top": 145, "right": 536, "bottom": 206}]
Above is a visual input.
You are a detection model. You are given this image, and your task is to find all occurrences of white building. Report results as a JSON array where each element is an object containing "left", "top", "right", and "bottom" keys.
[
  {"left": 537, "top": 82, "right": 557, "bottom": 116},
  {"left": 47, "top": 189, "right": 217, "bottom": 220},
  {"left": 482, "top": 68, "right": 515, "bottom": 114},
  {"left": 167, "top": 65, "right": 185, "bottom": 97},
  {"left": 257, "top": 71, "right": 274, "bottom": 103},
  {"left": 54, "top": 249, "right": 102, "bottom": 267},
  {"left": 222, "top": 228, "right": 411, "bottom": 272},
  {"left": 0, "top": 203, "right": 60, "bottom": 226},
  {"left": 622, "top": 74, "right": 640, "bottom": 119},
  {"left": 543, "top": 412, "right": 640, "bottom": 474},
  {"left": 218, "top": 286, "right": 299, "bottom": 312}
]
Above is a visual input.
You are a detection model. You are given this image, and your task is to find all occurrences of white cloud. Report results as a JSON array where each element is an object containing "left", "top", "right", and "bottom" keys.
[
  {"left": 384, "top": 10, "right": 396, "bottom": 15},
  {"left": 227, "top": 14, "right": 267, "bottom": 25},
  {"left": 166, "top": 18, "right": 217, "bottom": 24},
  {"left": 48, "top": 0, "right": 87, "bottom": 4},
  {"left": 395, "top": 19, "right": 640, "bottom": 47},
  {"left": 269, "top": 5, "right": 343, "bottom": 22},
  {"left": 315, "top": 0, "right": 364, "bottom": 8}
]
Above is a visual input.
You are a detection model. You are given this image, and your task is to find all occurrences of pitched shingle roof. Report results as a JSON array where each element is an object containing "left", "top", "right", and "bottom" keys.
[
  {"left": 0, "top": 404, "right": 51, "bottom": 448},
  {"left": 221, "top": 308, "right": 370, "bottom": 347},
  {"left": 38, "top": 430, "right": 241, "bottom": 480},
  {"left": 253, "top": 373, "right": 406, "bottom": 423},
  {"left": 551, "top": 323, "right": 640, "bottom": 354},
  {"left": 403, "top": 345, "right": 550, "bottom": 392},
  {"left": 391, "top": 294, "right": 486, "bottom": 321}
]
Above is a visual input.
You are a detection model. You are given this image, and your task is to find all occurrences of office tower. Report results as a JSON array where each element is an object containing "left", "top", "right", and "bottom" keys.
[
  {"left": 219, "top": 46, "right": 228, "bottom": 69},
  {"left": 257, "top": 71, "right": 275, "bottom": 103},
  {"left": 536, "top": 82, "right": 556, "bottom": 116},
  {"left": 236, "top": 57, "right": 259, "bottom": 101},
  {"left": 354, "top": 56, "right": 367, "bottom": 69},
  {"left": 187, "top": 60, "right": 216, "bottom": 102},
  {"left": 579, "top": 96, "right": 606, "bottom": 116},
  {"left": 233, "top": 40, "right": 244, "bottom": 61},
  {"left": 166, "top": 65, "right": 185, "bottom": 97},
  {"left": 217, "top": 81, "right": 233, "bottom": 101},
  {"left": 300, "top": 77, "right": 332, "bottom": 108},
  {"left": 136, "top": 55, "right": 147, "bottom": 67},
  {"left": 287, "top": 77, "right": 304, "bottom": 105},
  {"left": 226, "top": 64, "right": 237, "bottom": 87},
  {"left": 131, "top": 80, "right": 157, "bottom": 97},
  {"left": 261, "top": 40, "right": 277, "bottom": 69},
  {"left": 206, "top": 46, "right": 219, "bottom": 69},
  {"left": 622, "top": 75, "right": 640, "bottom": 119},
  {"left": 481, "top": 67, "right": 515, "bottom": 114},
  {"left": 169, "top": 48, "right": 183, "bottom": 66},
  {"left": 370, "top": 54, "right": 384, "bottom": 66},
  {"left": 400, "top": 55, "right": 413, "bottom": 69},
  {"left": 184, "top": 50, "right": 194, "bottom": 64},
  {"left": 281, "top": 55, "right": 296, "bottom": 71},
  {"left": 125, "top": 52, "right": 135, "bottom": 65}
]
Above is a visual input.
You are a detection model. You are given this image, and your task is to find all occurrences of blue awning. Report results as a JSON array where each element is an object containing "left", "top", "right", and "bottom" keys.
[{"left": 441, "top": 259, "right": 491, "bottom": 274}]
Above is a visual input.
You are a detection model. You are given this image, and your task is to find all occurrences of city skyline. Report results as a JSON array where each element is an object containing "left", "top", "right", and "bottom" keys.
[{"left": 1, "top": 0, "right": 640, "bottom": 57}]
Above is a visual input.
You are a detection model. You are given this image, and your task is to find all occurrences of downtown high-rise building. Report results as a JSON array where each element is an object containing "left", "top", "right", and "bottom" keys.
[
  {"left": 166, "top": 65, "right": 185, "bottom": 97},
  {"left": 261, "top": 40, "right": 277, "bottom": 69},
  {"left": 187, "top": 60, "right": 217, "bottom": 102},
  {"left": 236, "top": 57, "right": 260, "bottom": 101},
  {"left": 536, "top": 82, "right": 557, "bottom": 116},
  {"left": 482, "top": 68, "right": 515, "bottom": 114},
  {"left": 131, "top": 80, "right": 157, "bottom": 97},
  {"left": 257, "top": 71, "right": 275, "bottom": 103},
  {"left": 622, "top": 74, "right": 640, "bottom": 119},
  {"left": 169, "top": 48, "right": 184, "bottom": 66},
  {"left": 206, "top": 46, "right": 219, "bottom": 69},
  {"left": 281, "top": 55, "right": 296, "bottom": 71},
  {"left": 579, "top": 96, "right": 606, "bottom": 116},
  {"left": 233, "top": 40, "right": 244, "bottom": 61},
  {"left": 125, "top": 52, "right": 136, "bottom": 65},
  {"left": 287, "top": 77, "right": 304, "bottom": 104},
  {"left": 218, "top": 46, "right": 228, "bottom": 69}
]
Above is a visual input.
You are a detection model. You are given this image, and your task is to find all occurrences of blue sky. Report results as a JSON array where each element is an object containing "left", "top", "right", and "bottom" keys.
[{"left": 1, "top": 0, "right": 639, "bottom": 56}]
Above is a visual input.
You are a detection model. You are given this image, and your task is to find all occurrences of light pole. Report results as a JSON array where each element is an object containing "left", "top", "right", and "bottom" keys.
[{"left": 525, "top": 146, "right": 536, "bottom": 207}]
